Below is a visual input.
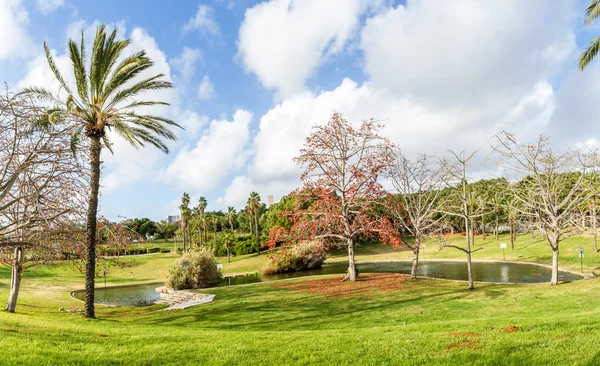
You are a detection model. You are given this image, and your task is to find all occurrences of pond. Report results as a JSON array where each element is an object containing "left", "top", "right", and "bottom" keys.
[{"left": 73, "top": 260, "right": 582, "bottom": 306}]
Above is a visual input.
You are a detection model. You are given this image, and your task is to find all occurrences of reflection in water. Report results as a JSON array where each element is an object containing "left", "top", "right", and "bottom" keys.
[
  {"left": 501, "top": 264, "right": 509, "bottom": 283},
  {"left": 74, "top": 260, "right": 581, "bottom": 306}
]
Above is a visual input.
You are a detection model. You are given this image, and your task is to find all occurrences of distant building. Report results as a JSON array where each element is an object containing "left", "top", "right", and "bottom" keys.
[
  {"left": 167, "top": 215, "right": 180, "bottom": 223},
  {"left": 268, "top": 195, "right": 274, "bottom": 206}
]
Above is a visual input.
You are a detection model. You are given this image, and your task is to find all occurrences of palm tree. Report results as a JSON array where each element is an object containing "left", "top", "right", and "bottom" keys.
[
  {"left": 180, "top": 192, "right": 191, "bottom": 252},
  {"left": 20, "top": 25, "right": 180, "bottom": 318},
  {"left": 197, "top": 197, "right": 207, "bottom": 246},
  {"left": 223, "top": 230, "right": 234, "bottom": 263},
  {"left": 227, "top": 206, "right": 236, "bottom": 235},
  {"left": 247, "top": 192, "right": 261, "bottom": 254},
  {"left": 580, "top": 0, "right": 600, "bottom": 70}
]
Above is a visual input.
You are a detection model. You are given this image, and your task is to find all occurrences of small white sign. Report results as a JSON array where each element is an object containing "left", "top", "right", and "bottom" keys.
[
  {"left": 500, "top": 243, "right": 507, "bottom": 249},
  {"left": 217, "top": 264, "right": 223, "bottom": 269}
]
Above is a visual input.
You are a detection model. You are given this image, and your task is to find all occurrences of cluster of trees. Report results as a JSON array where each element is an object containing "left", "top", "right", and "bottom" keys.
[
  {"left": 264, "top": 113, "right": 600, "bottom": 290},
  {"left": 176, "top": 192, "right": 267, "bottom": 261}
]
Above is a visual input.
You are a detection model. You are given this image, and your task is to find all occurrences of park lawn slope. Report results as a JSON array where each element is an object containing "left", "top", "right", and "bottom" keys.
[{"left": 1, "top": 273, "right": 600, "bottom": 365}]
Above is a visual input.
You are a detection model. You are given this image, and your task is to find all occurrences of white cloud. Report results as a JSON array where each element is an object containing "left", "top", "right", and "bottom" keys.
[
  {"left": 197, "top": 74, "right": 215, "bottom": 100},
  {"left": 36, "top": 0, "right": 65, "bottom": 14},
  {"left": 162, "top": 110, "right": 253, "bottom": 192},
  {"left": 237, "top": 0, "right": 369, "bottom": 98},
  {"left": 360, "top": 0, "right": 576, "bottom": 108},
  {"left": 182, "top": 5, "right": 220, "bottom": 37},
  {"left": 170, "top": 46, "right": 202, "bottom": 80},
  {"left": 0, "top": 0, "right": 34, "bottom": 60}
]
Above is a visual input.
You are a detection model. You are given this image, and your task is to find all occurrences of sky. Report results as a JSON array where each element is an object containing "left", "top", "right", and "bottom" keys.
[{"left": 0, "top": 0, "right": 599, "bottom": 221}]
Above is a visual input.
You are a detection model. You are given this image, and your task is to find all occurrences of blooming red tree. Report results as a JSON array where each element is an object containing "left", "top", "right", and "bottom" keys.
[{"left": 268, "top": 113, "right": 400, "bottom": 281}]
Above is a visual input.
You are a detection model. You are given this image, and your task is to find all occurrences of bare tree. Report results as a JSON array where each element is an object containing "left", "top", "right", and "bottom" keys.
[
  {"left": 493, "top": 132, "right": 600, "bottom": 285},
  {"left": 386, "top": 150, "right": 447, "bottom": 279},
  {"left": 439, "top": 150, "right": 485, "bottom": 290},
  {"left": 0, "top": 91, "right": 89, "bottom": 312}
]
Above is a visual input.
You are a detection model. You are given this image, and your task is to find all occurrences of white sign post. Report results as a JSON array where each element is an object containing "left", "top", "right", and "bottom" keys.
[
  {"left": 579, "top": 247, "right": 584, "bottom": 273},
  {"left": 500, "top": 243, "right": 507, "bottom": 261},
  {"left": 217, "top": 263, "right": 223, "bottom": 271}
]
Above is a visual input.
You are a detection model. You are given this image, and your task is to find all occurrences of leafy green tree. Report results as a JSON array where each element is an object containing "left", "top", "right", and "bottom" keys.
[
  {"left": 128, "top": 218, "right": 157, "bottom": 238},
  {"left": 580, "top": 0, "right": 600, "bottom": 70},
  {"left": 155, "top": 220, "right": 177, "bottom": 241},
  {"left": 20, "top": 25, "right": 180, "bottom": 318}
]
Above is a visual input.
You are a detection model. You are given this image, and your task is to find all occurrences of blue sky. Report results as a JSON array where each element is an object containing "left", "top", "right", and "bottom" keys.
[{"left": 1, "top": 0, "right": 599, "bottom": 222}]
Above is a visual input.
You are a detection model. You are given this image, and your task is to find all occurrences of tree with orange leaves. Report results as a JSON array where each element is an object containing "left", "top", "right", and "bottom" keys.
[{"left": 268, "top": 112, "right": 400, "bottom": 282}]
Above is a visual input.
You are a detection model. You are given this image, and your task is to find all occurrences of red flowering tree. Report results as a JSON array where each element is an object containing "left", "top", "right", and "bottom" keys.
[{"left": 268, "top": 112, "right": 400, "bottom": 281}]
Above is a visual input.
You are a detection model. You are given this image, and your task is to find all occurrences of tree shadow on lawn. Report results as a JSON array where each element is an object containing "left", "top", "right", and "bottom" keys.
[{"left": 140, "top": 278, "right": 496, "bottom": 331}]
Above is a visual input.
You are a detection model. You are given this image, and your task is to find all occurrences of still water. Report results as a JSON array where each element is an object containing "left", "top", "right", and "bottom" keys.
[{"left": 73, "top": 261, "right": 581, "bottom": 306}]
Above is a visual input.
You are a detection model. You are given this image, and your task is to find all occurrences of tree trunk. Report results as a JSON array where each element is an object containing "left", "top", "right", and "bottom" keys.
[
  {"left": 550, "top": 247, "right": 559, "bottom": 285},
  {"left": 509, "top": 216, "right": 515, "bottom": 250},
  {"left": 411, "top": 246, "right": 419, "bottom": 279},
  {"left": 84, "top": 135, "right": 102, "bottom": 319},
  {"left": 495, "top": 210, "right": 499, "bottom": 241},
  {"left": 465, "top": 217, "right": 474, "bottom": 290},
  {"left": 481, "top": 216, "right": 486, "bottom": 240},
  {"left": 342, "top": 238, "right": 357, "bottom": 282},
  {"left": 592, "top": 196, "right": 598, "bottom": 253},
  {"left": 254, "top": 210, "right": 260, "bottom": 255},
  {"left": 226, "top": 245, "right": 231, "bottom": 263},
  {"left": 6, "top": 247, "right": 23, "bottom": 313},
  {"left": 213, "top": 224, "right": 217, "bottom": 242}
]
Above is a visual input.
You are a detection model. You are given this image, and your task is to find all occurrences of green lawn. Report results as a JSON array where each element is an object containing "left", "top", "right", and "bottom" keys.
[{"left": 1, "top": 233, "right": 600, "bottom": 365}]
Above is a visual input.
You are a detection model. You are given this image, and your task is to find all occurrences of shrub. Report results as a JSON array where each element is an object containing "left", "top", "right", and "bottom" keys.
[
  {"left": 166, "top": 248, "right": 222, "bottom": 290},
  {"left": 146, "top": 247, "right": 160, "bottom": 254},
  {"left": 160, "top": 248, "right": 171, "bottom": 253},
  {"left": 260, "top": 241, "right": 326, "bottom": 276}
]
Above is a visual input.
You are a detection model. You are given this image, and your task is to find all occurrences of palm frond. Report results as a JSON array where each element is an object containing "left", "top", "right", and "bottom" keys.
[
  {"left": 17, "top": 86, "right": 64, "bottom": 106},
  {"left": 68, "top": 35, "right": 89, "bottom": 103},
  {"left": 106, "top": 75, "right": 172, "bottom": 109},
  {"left": 585, "top": 0, "right": 600, "bottom": 25},
  {"left": 580, "top": 36, "right": 600, "bottom": 70},
  {"left": 90, "top": 25, "right": 107, "bottom": 98},
  {"left": 102, "top": 52, "right": 153, "bottom": 100},
  {"left": 44, "top": 42, "right": 72, "bottom": 96}
]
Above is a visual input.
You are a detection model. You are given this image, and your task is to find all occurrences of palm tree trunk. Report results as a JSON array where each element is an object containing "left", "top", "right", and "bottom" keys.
[
  {"left": 254, "top": 210, "right": 260, "bottom": 255},
  {"left": 84, "top": 135, "right": 102, "bottom": 319}
]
